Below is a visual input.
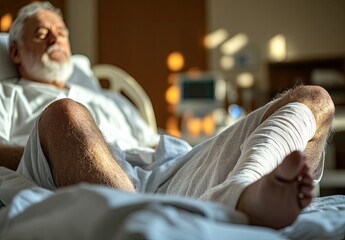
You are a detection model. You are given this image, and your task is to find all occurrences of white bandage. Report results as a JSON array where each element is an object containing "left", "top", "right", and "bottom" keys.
[{"left": 200, "top": 102, "right": 316, "bottom": 209}]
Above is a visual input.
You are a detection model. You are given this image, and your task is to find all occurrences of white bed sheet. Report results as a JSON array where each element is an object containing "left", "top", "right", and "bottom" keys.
[{"left": 0, "top": 167, "right": 345, "bottom": 240}]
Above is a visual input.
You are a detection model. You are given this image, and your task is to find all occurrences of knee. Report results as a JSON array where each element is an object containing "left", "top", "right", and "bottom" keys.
[
  {"left": 265, "top": 85, "right": 335, "bottom": 125},
  {"left": 39, "top": 98, "right": 90, "bottom": 133},
  {"left": 290, "top": 85, "right": 335, "bottom": 122}
]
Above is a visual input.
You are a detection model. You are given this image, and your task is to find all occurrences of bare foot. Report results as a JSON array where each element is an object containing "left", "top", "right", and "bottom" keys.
[{"left": 236, "top": 150, "right": 314, "bottom": 229}]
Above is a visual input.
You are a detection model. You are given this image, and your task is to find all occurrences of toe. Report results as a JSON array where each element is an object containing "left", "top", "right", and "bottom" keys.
[
  {"left": 299, "top": 194, "right": 313, "bottom": 209},
  {"left": 275, "top": 150, "right": 307, "bottom": 182}
]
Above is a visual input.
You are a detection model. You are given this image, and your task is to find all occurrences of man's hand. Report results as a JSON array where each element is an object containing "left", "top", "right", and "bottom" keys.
[{"left": 0, "top": 146, "right": 24, "bottom": 170}]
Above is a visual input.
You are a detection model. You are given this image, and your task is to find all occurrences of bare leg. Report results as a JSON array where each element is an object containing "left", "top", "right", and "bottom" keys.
[
  {"left": 237, "top": 150, "right": 314, "bottom": 229},
  {"left": 262, "top": 85, "right": 335, "bottom": 176},
  {"left": 38, "top": 98, "right": 135, "bottom": 192}
]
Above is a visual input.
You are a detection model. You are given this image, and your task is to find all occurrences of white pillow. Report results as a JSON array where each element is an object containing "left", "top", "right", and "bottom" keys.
[{"left": 0, "top": 33, "right": 19, "bottom": 80}]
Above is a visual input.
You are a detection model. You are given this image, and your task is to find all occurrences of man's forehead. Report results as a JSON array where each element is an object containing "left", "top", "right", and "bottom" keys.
[{"left": 25, "top": 10, "right": 66, "bottom": 30}]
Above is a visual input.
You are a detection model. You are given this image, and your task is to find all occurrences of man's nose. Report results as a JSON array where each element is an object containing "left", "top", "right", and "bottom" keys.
[{"left": 47, "top": 31, "right": 60, "bottom": 45}]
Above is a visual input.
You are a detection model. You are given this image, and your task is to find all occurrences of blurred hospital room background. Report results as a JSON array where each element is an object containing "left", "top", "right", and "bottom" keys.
[{"left": 1, "top": 0, "right": 345, "bottom": 196}]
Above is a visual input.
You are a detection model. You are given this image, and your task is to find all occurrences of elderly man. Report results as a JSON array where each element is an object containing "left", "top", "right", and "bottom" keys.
[{"left": 0, "top": 1, "right": 335, "bottom": 229}]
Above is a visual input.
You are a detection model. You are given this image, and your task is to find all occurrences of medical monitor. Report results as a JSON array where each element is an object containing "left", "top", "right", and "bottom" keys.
[{"left": 177, "top": 72, "right": 226, "bottom": 115}]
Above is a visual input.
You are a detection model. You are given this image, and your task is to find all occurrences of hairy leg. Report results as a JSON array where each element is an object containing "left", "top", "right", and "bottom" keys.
[
  {"left": 38, "top": 98, "right": 135, "bottom": 192},
  {"left": 237, "top": 150, "right": 314, "bottom": 229},
  {"left": 262, "top": 85, "right": 335, "bottom": 177}
]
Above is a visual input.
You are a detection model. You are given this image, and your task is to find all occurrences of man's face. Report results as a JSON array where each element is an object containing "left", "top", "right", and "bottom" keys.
[{"left": 16, "top": 9, "right": 72, "bottom": 83}]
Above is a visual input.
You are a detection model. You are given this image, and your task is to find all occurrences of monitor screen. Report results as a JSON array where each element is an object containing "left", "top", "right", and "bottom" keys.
[
  {"left": 177, "top": 72, "right": 226, "bottom": 115},
  {"left": 182, "top": 78, "right": 215, "bottom": 100}
]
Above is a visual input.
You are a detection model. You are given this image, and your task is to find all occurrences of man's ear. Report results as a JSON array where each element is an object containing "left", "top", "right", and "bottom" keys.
[{"left": 9, "top": 42, "right": 21, "bottom": 64}]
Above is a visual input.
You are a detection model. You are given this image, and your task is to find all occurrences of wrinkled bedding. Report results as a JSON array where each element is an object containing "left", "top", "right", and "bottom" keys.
[{"left": 0, "top": 167, "right": 345, "bottom": 240}]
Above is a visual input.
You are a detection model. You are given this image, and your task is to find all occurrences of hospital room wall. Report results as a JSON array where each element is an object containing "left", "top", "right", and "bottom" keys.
[
  {"left": 65, "top": 0, "right": 97, "bottom": 65},
  {"left": 66, "top": 0, "right": 345, "bottom": 127},
  {"left": 67, "top": 0, "right": 207, "bottom": 130},
  {"left": 206, "top": 0, "right": 345, "bottom": 107},
  {"left": 67, "top": 0, "right": 345, "bottom": 80}
]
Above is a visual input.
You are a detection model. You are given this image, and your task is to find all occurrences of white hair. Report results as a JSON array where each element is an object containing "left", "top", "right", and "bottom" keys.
[{"left": 9, "top": 2, "right": 63, "bottom": 46}]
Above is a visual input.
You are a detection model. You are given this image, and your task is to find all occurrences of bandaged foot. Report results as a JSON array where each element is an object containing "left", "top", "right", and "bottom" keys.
[{"left": 236, "top": 150, "right": 314, "bottom": 229}]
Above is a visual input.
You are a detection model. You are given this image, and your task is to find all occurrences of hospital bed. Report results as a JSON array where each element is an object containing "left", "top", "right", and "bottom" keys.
[{"left": 1, "top": 33, "right": 345, "bottom": 239}]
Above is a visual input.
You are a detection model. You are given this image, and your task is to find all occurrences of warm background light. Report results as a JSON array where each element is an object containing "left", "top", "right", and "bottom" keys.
[
  {"left": 165, "top": 85, "right": 180, "bottom": 105},
  {"left": 1, "top": 13, "right": 13, "bottom": 32},
  {"left": 236, "top": 72, "right": 254, "bottom": 88},
  {"left": 186, "top": 67, "right": 202, "bottom": 76},
  {"left": 204, "top": 28, "right": 228, "bottom": 49},
  {"left": 221, "top": 33, "right": 249, "bottom": 55},
  {"left": 186, "top": 117, "right": 202, "bottom": 138},
  {"left": 202, "top": 115, "right": 216, "bottom": 136},
  {"left": 269, "top": 34, "right": 286, "bottom": 61},
  {"left": 220, "top": 55, "right": 235, "bottom": 70},
  {"left": 167, "top": 51, "right": 185, "bottom": 71},
  {"left": 166, "top": 116, "right": 181, "bottom": 137}
]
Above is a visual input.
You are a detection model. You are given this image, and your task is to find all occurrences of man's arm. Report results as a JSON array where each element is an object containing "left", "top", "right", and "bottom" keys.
[{"left": 0, "top": 146, "right": 24, "bottom": 170}]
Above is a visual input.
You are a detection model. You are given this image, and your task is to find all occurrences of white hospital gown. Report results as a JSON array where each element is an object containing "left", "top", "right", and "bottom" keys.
[{"left": 0, "top": 79, "right": 159, "bottom": 150}]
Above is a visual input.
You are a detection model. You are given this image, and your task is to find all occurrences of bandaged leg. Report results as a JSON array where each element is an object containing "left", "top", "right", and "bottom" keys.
[{"left": 200, "top": 102, "right": 316, "bottom": 210}]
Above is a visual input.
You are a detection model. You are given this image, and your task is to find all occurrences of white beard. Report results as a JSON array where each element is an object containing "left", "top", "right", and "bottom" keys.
[
  {"left": 25, "top": 45, "right": 73, "bottom": 83},
  {"left": 40, "top": 53, "right": 73, "bottom": 83}
]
